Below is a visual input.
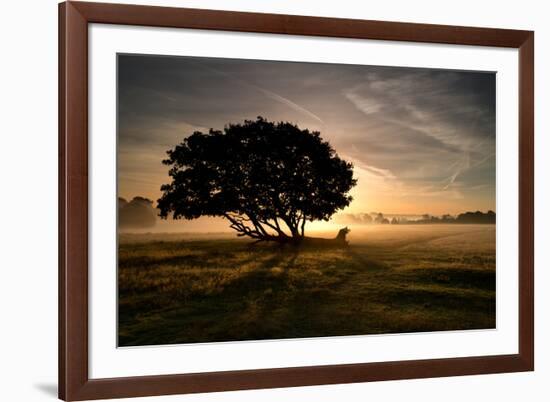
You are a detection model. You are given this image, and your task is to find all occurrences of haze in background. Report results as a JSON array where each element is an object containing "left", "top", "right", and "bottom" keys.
[{"left": 118, "top": 55, "right": 496, "bottom": 232}]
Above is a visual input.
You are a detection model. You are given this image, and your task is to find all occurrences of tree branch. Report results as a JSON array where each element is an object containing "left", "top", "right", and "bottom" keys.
[
  {"left": 260, "top": 219, "right": 290, "bottom": 238},
  {"left": 224, "top": 213, "right": 263, "bottom": 239}
]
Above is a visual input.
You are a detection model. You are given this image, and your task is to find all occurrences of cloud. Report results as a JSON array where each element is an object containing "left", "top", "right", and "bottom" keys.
[
  {"left": 252, "top": 84, "right": 324, "bottom": 124},
  {"left": 345, "top": 154, "right": 467, "bottom": 203},
  {"left": 190, "top": 61, "right": 324, "bottom": 124},
  {"left": 343, "top": 70, "right": 494, "bottom": 155},
  {"left": 340, "top": 68, "right": 495, "bottom": 195},
  {"left": 344, "top": 92, "right": 382, "bottom": 114}
]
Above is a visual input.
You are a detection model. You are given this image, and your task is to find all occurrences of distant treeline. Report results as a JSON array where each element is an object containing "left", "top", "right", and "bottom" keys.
[
  {"left": 118, "top": 194, "right": 497, "bottom": 229},
  {"left": 119, "top": 196, "right": 157, "bottom": 228},
  {"left": 336, "top": 210, "right": 496, "bottom": 225}
]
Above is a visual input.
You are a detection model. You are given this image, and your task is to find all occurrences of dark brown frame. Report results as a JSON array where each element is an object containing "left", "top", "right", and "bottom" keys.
[{"left": 59, "top": 1, "right": 534, "bottom": 400}]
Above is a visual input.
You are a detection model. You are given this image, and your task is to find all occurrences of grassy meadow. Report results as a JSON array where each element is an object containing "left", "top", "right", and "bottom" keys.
[{"left": 118, "top": 225, "right": 496, "bottom": 346}]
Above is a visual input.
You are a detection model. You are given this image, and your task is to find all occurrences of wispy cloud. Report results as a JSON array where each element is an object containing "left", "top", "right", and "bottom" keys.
[
  {"left": 343, "top": 71, "right": 494, "bottom": 155},
  {"left": 251, "top": 84, "right": 324, "bottom": 124},
  {"left": 443, "top": 152, "right": 470, "bottom": 190},
  {"left": 194, "top": 61, "right": 324, "bottom": 124},
  {"left": 341, "top": 69, "right": 495, "bottom": 197}
]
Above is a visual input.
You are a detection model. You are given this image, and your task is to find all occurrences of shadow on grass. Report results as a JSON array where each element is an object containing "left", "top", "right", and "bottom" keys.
[
  {"left": 118, "top": 236, "right": 496, "bottom": 346},
  {"left": 377, "top": 285, "right": 495, "bottom": 310},
  {"left": 216, "top": 248, "right": 301, "bottom": 297},
  {"left": 405, "top": 267, "right": 496, "bottom": 291},
  {"left": 345, "top": 247, "right": 389, "bottom": 272}
]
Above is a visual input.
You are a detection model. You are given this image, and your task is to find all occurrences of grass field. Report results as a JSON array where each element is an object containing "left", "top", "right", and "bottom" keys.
[{"left": 118, "top": 224, "right": 496, "bottom": 346}]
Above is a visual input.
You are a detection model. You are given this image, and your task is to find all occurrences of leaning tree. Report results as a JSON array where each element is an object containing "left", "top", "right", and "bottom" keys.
[{"left": 158, "top": 117, "right": 356, "bottom": 243}]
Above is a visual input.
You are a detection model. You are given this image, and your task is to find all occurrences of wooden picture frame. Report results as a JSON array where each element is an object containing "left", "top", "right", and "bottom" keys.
[{"left": 59, "top": 1, "right": 534, "bottom": 400}]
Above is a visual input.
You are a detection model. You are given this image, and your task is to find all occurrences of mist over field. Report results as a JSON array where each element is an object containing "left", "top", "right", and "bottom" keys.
[{"left": 117, "top": 199, "right": 496, "bottom": 235}]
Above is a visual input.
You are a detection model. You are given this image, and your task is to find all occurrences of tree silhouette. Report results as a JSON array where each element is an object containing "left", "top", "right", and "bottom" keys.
[
  {"left": 119, "top": 196, "right": 157, "bottom": 229},
  {"left": 158, "top": 117, "right": 357, "bottom": 243}
]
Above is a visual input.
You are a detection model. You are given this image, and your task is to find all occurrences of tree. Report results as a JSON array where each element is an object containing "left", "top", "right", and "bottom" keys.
[
  {"left": 158, "top": 117, "right": 357, "bottom": 243},
  {"left": 119, "top": 196, "right": 157, "bottom": 228},
  {"left": 374, "top": 213, "right": 385, "bottom": 224}
]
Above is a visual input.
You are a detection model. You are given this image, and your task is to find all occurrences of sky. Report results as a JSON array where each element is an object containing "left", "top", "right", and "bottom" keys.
[{"left": 118, "top": 54, "right": 496, "bottom": 230}]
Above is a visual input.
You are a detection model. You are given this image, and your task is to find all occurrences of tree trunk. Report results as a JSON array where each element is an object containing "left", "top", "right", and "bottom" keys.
[
  {"left": 253, "top": 233, "right": 302, "bottom": 244},
  {"left": 252, "top": 228, "right": 349, "bottom": 247},
  {"left": 223, "top": 213, "right": 349, "bottom": 247}
]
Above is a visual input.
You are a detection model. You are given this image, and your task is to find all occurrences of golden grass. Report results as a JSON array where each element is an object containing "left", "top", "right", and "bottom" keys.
[{"left": 118, "top": 225, "right": 495, "bottom": 346}]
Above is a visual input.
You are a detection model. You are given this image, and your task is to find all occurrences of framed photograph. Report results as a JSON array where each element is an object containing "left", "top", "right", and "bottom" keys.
[{"left": 59, "top": 1, "right": 534, "bottom": 400}]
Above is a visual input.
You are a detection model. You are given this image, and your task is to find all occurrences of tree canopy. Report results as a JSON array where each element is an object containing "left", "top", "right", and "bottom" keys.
[{"left": 158, "top": 117, "right": 356, "bottom": 242}]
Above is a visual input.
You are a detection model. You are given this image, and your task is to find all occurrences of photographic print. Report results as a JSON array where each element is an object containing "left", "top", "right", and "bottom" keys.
[{"left": 117, "top": 54, "right": 496, "bottom": 347}]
